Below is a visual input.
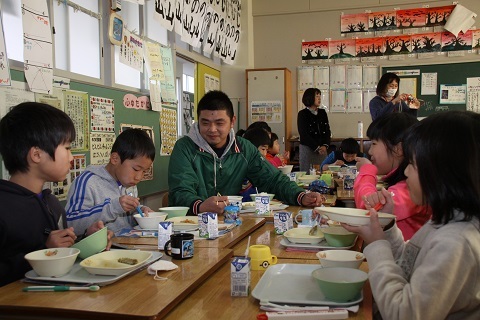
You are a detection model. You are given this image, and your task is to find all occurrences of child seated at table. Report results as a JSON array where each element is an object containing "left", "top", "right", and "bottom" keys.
[
  {"left": 343, "top": 110, "right": 480, "bottom": 319},
  {"left": 66, "top": 129, "right": 155, "bottom": 235},
  {"left": 320, "top": 137, "right": 363, "bottom": 172},
  {"left": 239, "top": 127, "right": 271, "bottom": 201},
  {"left": 354, "top": 113, "right": 430, "bottom": 240},
  {"left": 266, "top": 132, "right": 290, "bottom": 168},
  {"left": 0, "top": 102, "right": 111, "bottom": 287}
]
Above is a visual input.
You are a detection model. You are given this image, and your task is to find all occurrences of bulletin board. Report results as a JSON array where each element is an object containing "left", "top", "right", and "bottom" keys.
[
  {"left": 195, "top": 63, "right": 221, "bottom": 114},
  {"left": 0, "top": 69, "right": 169, "bottom": 199},
  {"left": 383, "top": 61, "right": 479, "bottom": 117}
]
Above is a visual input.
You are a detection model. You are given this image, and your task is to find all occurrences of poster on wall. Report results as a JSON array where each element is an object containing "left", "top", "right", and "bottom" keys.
[
  {"left": 467, "top": 77, "right": 480, "bottom": 113},
  {"left": 64, "top": 90, "right": 89, "bottom": 152},
  {"left": 439, "top": 84, "right": 466, "bottom": 104},
  {"left": 250, "top": 101, "right": 283, "bottom": 123},
  {"left": 0, "top": 80, "right": 35, "bottom": 119},
  {"left": 90, "top": 96, "right": 115, "bottom": 132},
  {"left": 159, "top": 107, "right": 177, "bottom": 156},
  {"left": 0, "top": 14, "right": 11, "bottom": 86},
  {"left": 90, "top": 132, "right": 116, "bottom": 165},
  {"left": 182, "top": 92, "right": 194, "bottom": 135},
  {"left": 204, "top": 74, "right": 220, "bottom": 93},
  {"left": 21, "top": 0, "right": 53, "bottom": 94}
]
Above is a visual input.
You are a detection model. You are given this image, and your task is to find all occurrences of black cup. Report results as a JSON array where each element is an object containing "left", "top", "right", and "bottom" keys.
[{"left": 163, "top": 233, "right": 194, "bottom": 260}]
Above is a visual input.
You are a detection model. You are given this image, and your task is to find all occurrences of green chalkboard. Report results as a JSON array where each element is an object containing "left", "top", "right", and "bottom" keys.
[
  {"left": 383, "top": 61, "right": 478, "bottom": 117},
  {"left": 1, "top": 69, "right": 169, "bottom": 198}
]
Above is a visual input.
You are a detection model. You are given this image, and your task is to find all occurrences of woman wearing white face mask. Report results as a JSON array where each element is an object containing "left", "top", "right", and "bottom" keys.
[{"left": 369, "top": 72, "right": 420, "bottom": 121}]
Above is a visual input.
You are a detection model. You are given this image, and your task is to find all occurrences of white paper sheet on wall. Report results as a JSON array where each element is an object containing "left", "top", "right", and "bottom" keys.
[
  {"left": 21, "top": 0, "right": 53, "bottom": 94},
  {"left": 330, "top": 65, "right": 346, "bottom": 89},
  {"left": 346, "top": 65, "right": 362, "bottom": 89},
  {"left": 313, "top": 66, "right": 329, "bottom": 90},
  {"left": 297, "top": 66, "right": 314, "bottom": 90},
  {"left": 346, "top": 89, "right": 363, "bottom": 113},
  {"left": 467, "top": 77, "right": 480, "bottom": 113}
]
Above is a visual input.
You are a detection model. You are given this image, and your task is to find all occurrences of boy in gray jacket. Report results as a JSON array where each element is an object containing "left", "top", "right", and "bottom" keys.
[{"left": 66, "top": 129, "right": 155, "bottom": 235}]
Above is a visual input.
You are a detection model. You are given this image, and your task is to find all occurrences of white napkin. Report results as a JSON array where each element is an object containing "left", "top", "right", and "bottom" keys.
[
  {"left": 147, "top": 260, "right": 178, "bottom": 274},
  {"left": 444, "top": 4, "right": 477, "bottom": 36}
]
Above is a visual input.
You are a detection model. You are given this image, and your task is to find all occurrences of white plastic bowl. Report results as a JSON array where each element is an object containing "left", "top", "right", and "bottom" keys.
[
  {"left": 298, "top": 175, "right": 319, "bottom": 184},
  {"left": 25, "top": 248, "right": 80, "bottom": 277},
  {"left": 316, "top": 250, "right": 364, "bottom": 269},
  {"left": 278, "top": 165, "right": 293, "bottom": 174},
  {"left": 80, "top": 250, "right": 152, "bottom": 276},
  {"left": 283, "top": 227, "right": 324, "bottom": 244},
  {"left": 134, "top": 212, "right": 168, "bottom": 229},
  {"left": 315, "top": 207, "right": 396, "bottom": 227}
]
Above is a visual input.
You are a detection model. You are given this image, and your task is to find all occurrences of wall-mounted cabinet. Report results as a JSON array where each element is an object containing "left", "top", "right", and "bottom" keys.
[{"left": 246, "top": 68, "right": 292, "bottom": 154}]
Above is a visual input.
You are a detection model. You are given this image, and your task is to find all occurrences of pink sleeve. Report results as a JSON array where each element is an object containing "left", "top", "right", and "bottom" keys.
[{"left": 354, "top": 164, "right": 378, "bottom": 208}]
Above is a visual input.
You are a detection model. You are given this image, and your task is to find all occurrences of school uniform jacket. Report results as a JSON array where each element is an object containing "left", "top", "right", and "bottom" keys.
[{"left": 168, "top": 123, "right": 307, "bottom": 215}]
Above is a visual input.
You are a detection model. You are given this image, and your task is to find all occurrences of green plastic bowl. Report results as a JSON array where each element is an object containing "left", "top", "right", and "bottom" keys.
[
  {"left": 321, "top": 226, "right": 357, "bottom": 247},
  {"left": 158, "top": 206, "right": 189, "bottom": 218},
  {"left": 312, "top": 267, "right": 368, "bottom": 302},
  {"left": 72, "top": 227, "right": 108, "bottom": 259}
]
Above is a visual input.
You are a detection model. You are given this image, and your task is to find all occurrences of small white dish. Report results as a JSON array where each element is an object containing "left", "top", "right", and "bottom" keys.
[
  {"left": 166, "top": 216, "right": 199, "bottom": 231},
  {"left": 283, "top": 227, "right": 324, "bottom": 244},
  {"left": 80, "top": 250, "right": 152, "bottom": 276},
  {"left": 315, "top": 207, "right": 395, "bottom": 227}
]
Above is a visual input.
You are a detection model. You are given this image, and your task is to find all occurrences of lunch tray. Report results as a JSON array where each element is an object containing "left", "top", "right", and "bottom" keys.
[
  {"left": 252, "top": 264, "right": 363, "bottom": 307},
  {"left": 280, "top": 237, "right": 356, "bottom": 250},
  {"left": 24, "top": 251, "right": 163, "bottom": 286}
]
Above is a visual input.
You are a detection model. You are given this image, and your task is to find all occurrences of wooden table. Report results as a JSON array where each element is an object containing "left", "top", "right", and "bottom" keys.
[
  {"left": 165, "top": 260, "right": 372, "bottom": 320},
  {"left": 336, "top": 187, "right": 355, "bottom": 201},
  {"left": 0, "top": 248, "right": 233, "bottom": 320},
  {"left": 113, "top": 217, "right": 266, "bottom": 249},
  {"left": 0, "top": 207, "right": 372, "bottom": 320}
]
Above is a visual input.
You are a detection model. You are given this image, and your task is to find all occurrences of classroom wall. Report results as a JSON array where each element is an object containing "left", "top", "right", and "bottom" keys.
[{"left": 246, "top": 0, "right": 480, "bottom": 138}]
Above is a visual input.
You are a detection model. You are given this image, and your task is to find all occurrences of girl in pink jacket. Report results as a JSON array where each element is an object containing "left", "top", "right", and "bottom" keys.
[{"left": 354, "top": 113, "right": 430, "bottom": 240}]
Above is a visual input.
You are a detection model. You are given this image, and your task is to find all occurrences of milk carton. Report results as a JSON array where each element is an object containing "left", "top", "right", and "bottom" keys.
[
  {"left": 198, "top": 212, "right": 219, "bottom": 238},
  {"left": 158, "top": 221, "right": 173, "bottom": 250},
  {"left": 255, "top": 195, "right": 270, "bottom": 215},
  {"left": 274, "top": 211, "right": 293, "bottom": 235},
  {"left": 231, "top": 257, "right": 251, "bottom": 297}
]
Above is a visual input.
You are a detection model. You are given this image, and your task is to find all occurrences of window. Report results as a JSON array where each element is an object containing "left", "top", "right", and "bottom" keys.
[
  {"left": 53, "top": 0, "right": 101, "bottom": 79},
  {"left": 2, "top": 0, "right": 23, "bottom": 62},
  {"left": 114, "top": 1, "right": 140, "bottom": 88},
  {"left": 183, "top": 74, "right": 194, "bottom": 93}
]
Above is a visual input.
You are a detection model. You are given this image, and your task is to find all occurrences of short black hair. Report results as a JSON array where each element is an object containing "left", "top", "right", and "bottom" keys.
[
  {"left": 403, "top": 111, "right": 480, "bottom": 225},
  {"left": 340, "top": 138, "right": 360, "bottom": 154},
  {"left": 197, "top": 90, "right": 234, "bottom": 120},
  {"left": 269, "top": 132, "right": 279, "bottom": 148},
  {"left": 236, "top": 129, "right": 246, "bottom": 137},
  {"left": 376, "top": 72, "right": 400, "bottom": 97},
  {"left": 302, "top": 88, "right": 321, "bottom": 107},
  {"left": 246, "top": 121, "right": 271, "bottom": 133},
  {"left": 242, "top": 128, "right": 270, "bottom": 148},
  {"left": 0, "top": 102, "right": 76, "bottom": 175},
  {"left": 367, "top": 113, "right": 418, "bottom": 186},
  {"left": 113, "top": 129, "right": 156, "bottom": 163}
]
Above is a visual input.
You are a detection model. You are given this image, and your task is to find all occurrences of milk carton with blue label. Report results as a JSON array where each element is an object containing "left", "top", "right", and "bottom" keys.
[
  {"left": 255, "top": 194, "right": 270, "bottom": 215},
  {"left": 231, "top": 257, "right": 251, "bottom": 297},
  {"left": 198, "top": 212, "right": 219, "bottom": 238},
  {"left": 274, "top": 211, "right": 293, "bottom": 235},
  {"left": 158, "top": 221, "right": 173, "bottom": 250}
]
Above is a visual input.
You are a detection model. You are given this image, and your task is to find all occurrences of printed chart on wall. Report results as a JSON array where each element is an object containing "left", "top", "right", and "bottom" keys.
[
  {"left": 249, "top": 101, "right": 283, "bottom": 123},
  {"left": 467, "top": 77, "right": 480, "bottom": 113},
  {"left": 159, "top": 107, "right": 177, "bottom": 156},
  {"left": 121, "top": 124, "right": 155, "bottom": 181}
]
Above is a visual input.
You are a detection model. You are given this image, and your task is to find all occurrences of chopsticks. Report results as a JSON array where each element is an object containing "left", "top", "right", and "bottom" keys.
[
  {"left": 23, "top": 285, "right": 100, "bottom": 292},
  {"left": 129, "top": 192, "right": 144, "bottom": 217},
  {"left": 216, "top": 192, "right": 228, "bottom": 206}
]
